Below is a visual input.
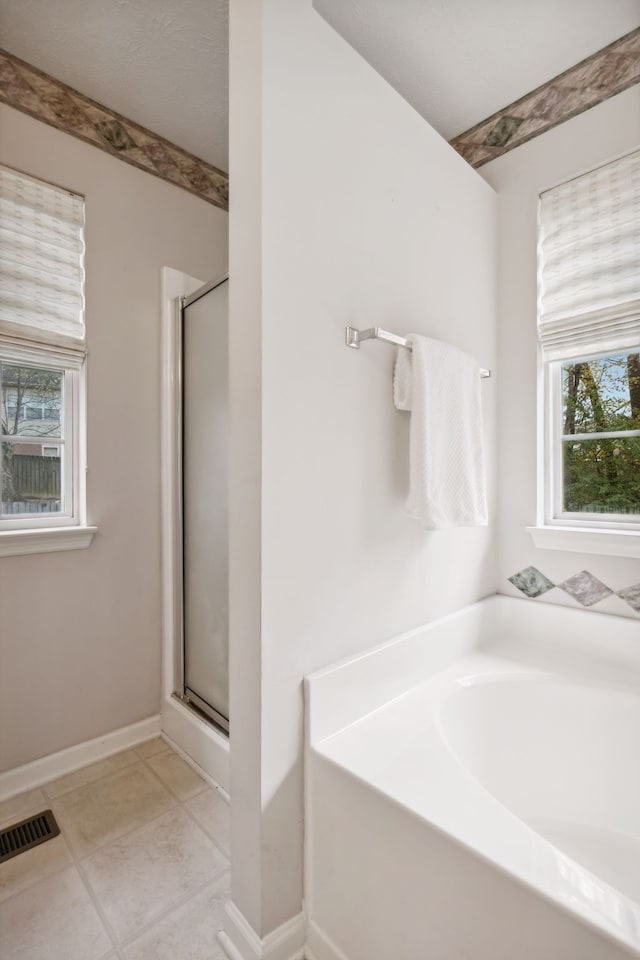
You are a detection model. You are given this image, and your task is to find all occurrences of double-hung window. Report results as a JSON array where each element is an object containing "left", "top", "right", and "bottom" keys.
[
  {"left": 0, "top": 165, "right": 94, "bottom": 554},
  {"left": 533, "top": 149, "right": 640, "bottom": 555}
]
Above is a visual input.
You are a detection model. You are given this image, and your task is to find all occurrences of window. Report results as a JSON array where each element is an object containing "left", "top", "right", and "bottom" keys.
[
  {"left": 0, "top": 165, "right": 94, "bottom": 553},
  {"left": 533, "top": 149, "right": 640, "bottom": 552},
  {"left": 550, "top": 349, "right": 640, "bottom": 521},
  {"left": 1, "top": 359, "right": 75, "bottom": 522}
]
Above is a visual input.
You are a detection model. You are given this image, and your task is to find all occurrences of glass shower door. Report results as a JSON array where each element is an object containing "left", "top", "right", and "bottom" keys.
[{"left": 181, "top": 277, "right": 229, "bottom": 731}]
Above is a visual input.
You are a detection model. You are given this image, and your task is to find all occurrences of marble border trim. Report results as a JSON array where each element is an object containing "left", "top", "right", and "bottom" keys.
[
  {"left": 450, "top": 28, "right": 640, "bottom": 168},
  {"left": 508, "top": 564, "right": 640, "bottom": 616},
  {"left": 0, "top": 48, "right": 229, "bottom": 211}
]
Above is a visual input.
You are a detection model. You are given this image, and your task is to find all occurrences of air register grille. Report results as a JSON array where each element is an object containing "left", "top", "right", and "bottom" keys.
[{"left": 0, "top": 809, "right": 60, "bottom": 863}]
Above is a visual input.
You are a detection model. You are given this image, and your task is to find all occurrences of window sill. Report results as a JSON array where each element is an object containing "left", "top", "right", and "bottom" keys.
[
  {"left": 0, "top": 525, "right": 98, "bottom": 558},
  {"left": 526, "top": 525, "right": 640, "bottom": 558}
]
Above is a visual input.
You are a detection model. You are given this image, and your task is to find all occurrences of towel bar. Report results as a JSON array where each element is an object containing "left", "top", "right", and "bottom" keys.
[{"left": 345, "top": 325, "right": 491, "bottom": 378}]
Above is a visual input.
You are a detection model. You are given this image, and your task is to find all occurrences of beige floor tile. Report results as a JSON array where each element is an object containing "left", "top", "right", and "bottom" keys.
[
  {"left": 0, "top": 788, "right": 49, "bottom": 829},
  {"left": 44, "top": 749, "right": 139, "bottom": 800},
  {"left": 133, "top": 737, "right": 170, "bottom": 760},
  {"left": 82, "top": 806, "right": 228, "bottom": 943},
  {"left": 52, "top": 763, "right": 176, "bottom": 858},
  {"left": 186, "top": 789, "right": 230, "bottom": 857},
  {"left": 146, "top": 750, "right": 207, "bottom": 801},
  {"left": 0, "top": 834, "right": 73, "bottom": 904},
  {"left": 123, "top": 872, "right": 230, "bottom": 960},
  {"left": 0, "top": 865, "right": 113, "bottom": 960}
]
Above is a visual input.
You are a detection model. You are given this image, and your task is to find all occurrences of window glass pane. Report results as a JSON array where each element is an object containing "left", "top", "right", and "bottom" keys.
[
  {"left": 1, "top": 363, "right": 63, "bottom": 438},
  {"left": 0, "top": 440, "right": 63, "bottom": 515},
  {"left": 563, "top": 436, "right": 640, "bottom": 515},
  {"left": 562, "top": 352, "right": 640, "bottom": 435}
]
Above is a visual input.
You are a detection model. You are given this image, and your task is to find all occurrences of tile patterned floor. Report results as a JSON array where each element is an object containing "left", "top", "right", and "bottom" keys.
[{"left": 0, "top": 738, "right": 230, "bottom": 960}]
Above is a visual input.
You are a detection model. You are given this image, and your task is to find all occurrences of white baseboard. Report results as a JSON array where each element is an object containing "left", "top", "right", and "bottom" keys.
[
  {"left": 161, "top": 694, "right": 229, "bottom": 794},
  {"left": 218, "top": 931, "right": 247, "bottom": 960},
  {"left": 221, "top": 900, "right": 305, "bottom": 960},
  {"left": 0, "top": 714, "right": 161, "bottom": 802},
  {"left": 305, "top": 921, "right": 350, "bottom": 960}
]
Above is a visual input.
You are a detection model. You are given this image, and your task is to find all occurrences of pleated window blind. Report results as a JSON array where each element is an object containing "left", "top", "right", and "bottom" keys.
[
  {"left": 537, "top": 149, "right": 640, "bottom": 361},
  {"left": 0, "top": 165, "right": 85, "bottom": 349}
]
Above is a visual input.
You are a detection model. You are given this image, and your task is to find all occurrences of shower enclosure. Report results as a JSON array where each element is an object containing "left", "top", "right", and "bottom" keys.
[{"left": 178, "top": 276, "right": 229, "bottom": 732}]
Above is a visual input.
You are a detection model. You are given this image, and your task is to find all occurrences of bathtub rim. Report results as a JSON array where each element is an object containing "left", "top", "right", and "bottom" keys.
[{"left": 305, "top": 593, "right": 640, "bottom": 747}]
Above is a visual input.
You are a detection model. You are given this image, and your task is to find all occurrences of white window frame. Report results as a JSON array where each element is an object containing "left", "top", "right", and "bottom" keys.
[
  {"left": 543, "top": 346, "right": 640, "bottom": 533},
  {"left": 531, "top": 345, "right": 640, "bottom": 557},
  {"left": 0, "top": 339, "right": 86, "bottom": 532},
  {"left": 0, "top": 338, "right": 95, "bottom": 555}
]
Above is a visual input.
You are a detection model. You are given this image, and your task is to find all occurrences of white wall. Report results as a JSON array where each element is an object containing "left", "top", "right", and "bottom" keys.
[
  {"left": 228, "top": 0, "right": 497, "bottom": 940},
  {"left": 0, "top": 104, "right": 228, "bottom": 773},
  {"left": 481, "top": 87, "right": 640, "bottom": 619}
]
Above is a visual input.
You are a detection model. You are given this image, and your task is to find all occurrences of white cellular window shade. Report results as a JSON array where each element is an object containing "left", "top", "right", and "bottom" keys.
[
  {"left": 537, "top": 149, "right": 640, "bottom": 361},
  {"left": 0, "top": 165, "right": 85, "bottom": 349}
]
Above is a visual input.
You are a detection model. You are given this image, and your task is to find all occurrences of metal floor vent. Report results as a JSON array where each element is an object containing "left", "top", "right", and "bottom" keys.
[{"left": 0, "top": 810, "right": 60, "bottom": 864}]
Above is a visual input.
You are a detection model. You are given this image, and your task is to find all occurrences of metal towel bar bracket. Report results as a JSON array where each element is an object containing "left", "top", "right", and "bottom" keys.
[{"left": 345, "top": 325, "right": 491, "bottom": 378}]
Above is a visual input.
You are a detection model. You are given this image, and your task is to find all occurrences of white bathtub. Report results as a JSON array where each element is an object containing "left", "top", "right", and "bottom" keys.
[{"left": 305, "top": 595, "right": 640, "bottom": 960}]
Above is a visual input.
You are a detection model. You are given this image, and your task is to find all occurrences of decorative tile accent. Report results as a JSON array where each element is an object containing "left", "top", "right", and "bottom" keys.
[
  {"left": 95, "top": 119, "right": 137, "bottom": 152},
  {"left": 558, "top": 570, "right": 613, "bottom": 607},
  {"left": 483, "top": 116, "right": 524, "bottom": 148},
  {"left": 0, "top": 48, "right": 228, "bottom": 210},
  {"left": 617, "top": 583, "right": 640, "bottom": 614},
  {"left": 508, "top": 565, "right": 555, "bottom": 598},
  {"left": 451, "top": 28, "right": 640, "bottom": 168},
  {"left": 508, "top": 567, "right": 640, "bottom": 618}
]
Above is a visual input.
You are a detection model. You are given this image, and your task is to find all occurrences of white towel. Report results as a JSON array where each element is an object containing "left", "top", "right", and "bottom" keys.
[{"left": 393, "top": 335, "right": 488, "bottom": 530}]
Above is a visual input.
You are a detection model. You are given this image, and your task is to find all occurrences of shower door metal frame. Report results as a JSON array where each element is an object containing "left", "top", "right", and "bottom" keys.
[{"left": 176, "top": 273, "right": 230, "bottom": 735}]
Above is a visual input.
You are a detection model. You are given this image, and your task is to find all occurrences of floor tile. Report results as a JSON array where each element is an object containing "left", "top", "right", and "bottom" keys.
[
  {"left": 186, "top": 789, "right": 230, "bottom": 857},
  {"left": 0, "top": 788, "right": 49, "bottom": 829},
  {"left": 82, "top": 806, "right": 228, "bottom": 943},
  {"left": 146, "top": 750, "right": 207, "bottom": 801},
  {"left": 134, "top": 738, "right": 170, "bottom": 760},
  {"left": 123, "top": 872, "right": 230, "bottom": 960},
  {"left": 52, "top": 762, "right": 176, "bottom": 858},
  {"left": 0, "top": 865, "right": 112, "bottom": 960},
  {"left": 0, "top": 834, "right": 72, "bottom": 904},
  {"left": 44, "top": 749, "right": 139, "bottom": 800}
]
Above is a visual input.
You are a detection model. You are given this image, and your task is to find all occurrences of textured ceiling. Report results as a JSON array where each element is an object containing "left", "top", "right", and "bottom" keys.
[
  {"left": 0, "top": 0, "right": 229, "bottom": 172},
  {"left": 1, "top": 0, "right": 639, "bottom": 175},
  {"left": 314, "top": 0, "right": 640, "bottom": 140}
]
